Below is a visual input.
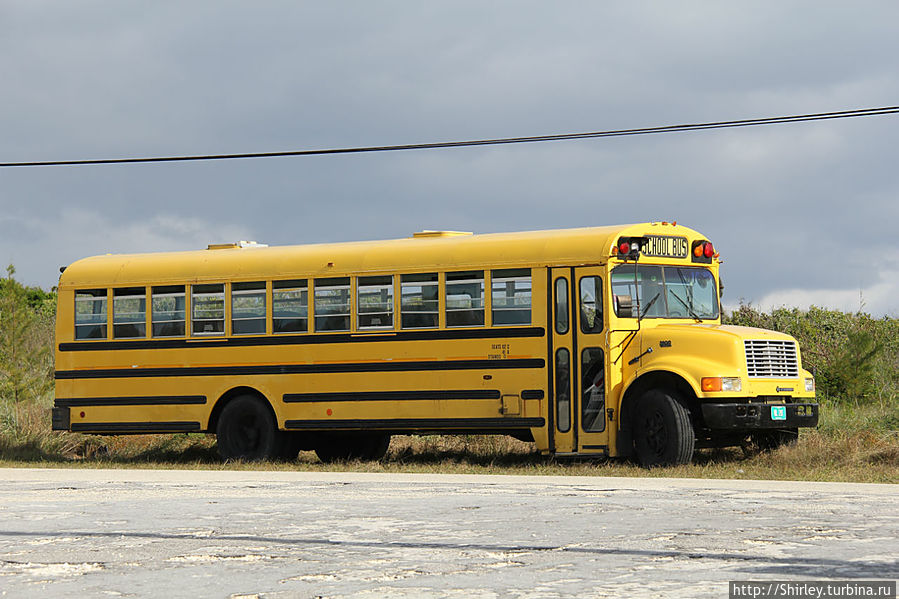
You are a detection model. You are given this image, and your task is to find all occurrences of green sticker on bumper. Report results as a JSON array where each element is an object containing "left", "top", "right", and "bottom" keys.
[{"left": 771, "top": 405, "right": 787, "bottom": 421}]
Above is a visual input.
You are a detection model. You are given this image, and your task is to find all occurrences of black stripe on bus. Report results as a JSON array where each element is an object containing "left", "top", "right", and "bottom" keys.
[
  {"left": 70, "top": 421, "right": 201, "bottom": 433},
  {"left": 284, "top": 390, "right": 501, "bottom": 403},
  {"left": 54, "top": 358, "right": 546, "bottom": 380},
  {"left": 284, "top": 417, "right": 545, "bottom": 430},
  {"left": 55, "top": 395, "right": 207, "bottom": 408},
  {"left": 521, "top": 389, "right": 544, "bottom": 400},
  {"left": 57, "top": 326, "right": 546, "bottom": 352}
]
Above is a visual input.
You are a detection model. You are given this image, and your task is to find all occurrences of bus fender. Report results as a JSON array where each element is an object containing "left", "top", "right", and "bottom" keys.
[
  {"left": 617, "top": 367, "right": 701, "bottom": 456},
  {"left": 207, "top": 386, "right": 277, "bottom": 433}
]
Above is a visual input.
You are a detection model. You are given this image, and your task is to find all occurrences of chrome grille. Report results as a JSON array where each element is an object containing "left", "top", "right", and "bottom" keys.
[{"left": 744, "top": 340, "right": 799, "bottom": 378}]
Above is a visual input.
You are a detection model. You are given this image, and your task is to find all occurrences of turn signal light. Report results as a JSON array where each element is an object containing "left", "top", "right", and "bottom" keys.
[{"left": 701, "top": 377, "right": 742, "bottom": 392}]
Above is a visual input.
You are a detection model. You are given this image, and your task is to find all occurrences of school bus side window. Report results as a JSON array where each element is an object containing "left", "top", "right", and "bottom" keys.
[
  {"left": 75, "top": 289, "right": 107, "bottom": 339},
  {"left": 358, "top": 276, "right": 394, "bottom": 329},
  {"left": 446, "top": 270, "right": 484, "bottom": 327},
  {"left": 400, "top": 273, "right": 438, "bottom": 329},
  {"left": 315, "top": 278, "right": 351, "bottom": 332},
  {"left": 491, "top": 269, "right": 531, "bottom": 325},
  {"left": 152, "top": 285, "right": 185, "bottom": 337},
  {"left": 113, "top": 287, "right": 146, "bottom": 338},
  {"left": 232, "top": 282, "right": 266, "bottom": 335},
  {"left": 191, "top": 284, "right": 224, "bottom": 336},
  {"left": 272, "top": 279, "right": 308, "bottom": 333}
]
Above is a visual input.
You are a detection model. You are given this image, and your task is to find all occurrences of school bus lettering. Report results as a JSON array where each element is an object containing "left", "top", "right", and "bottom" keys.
[{"left": 641, "top": 235, "right": 689, "bottom": 259}]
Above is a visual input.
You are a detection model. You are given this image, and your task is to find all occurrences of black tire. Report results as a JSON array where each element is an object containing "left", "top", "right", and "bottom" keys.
[
  {"left": 314, "top": 433, "right": 391, "bottom": 463},
  {"left": 632, "top": 389, "right": 695, "bottom": 467},
  {"left": 360, "top": 433, "right": 391, "bottom": 461},
  {"left": 216, "top": 395, "right": 282, "bottom": 461}
]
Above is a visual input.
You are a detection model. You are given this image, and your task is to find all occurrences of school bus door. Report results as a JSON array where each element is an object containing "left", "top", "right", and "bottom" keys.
[{"left": 549, "top": 267, "right": 610, "bottom": 455}]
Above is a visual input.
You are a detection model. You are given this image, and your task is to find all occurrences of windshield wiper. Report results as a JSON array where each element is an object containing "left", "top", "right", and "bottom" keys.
[
  {"left": 639, "top": 292, "right": 661, "bottom": 321},
  {"left": 670, "top": 290, "right": 703, "bottom": 322},
  {"left": 674, "top": 268, "right": 703, "bottom": 322}
]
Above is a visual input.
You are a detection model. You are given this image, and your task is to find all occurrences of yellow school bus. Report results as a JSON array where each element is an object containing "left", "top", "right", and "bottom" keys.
[{"left": 52, "top": 223, "right": 819, "bottom": 466}]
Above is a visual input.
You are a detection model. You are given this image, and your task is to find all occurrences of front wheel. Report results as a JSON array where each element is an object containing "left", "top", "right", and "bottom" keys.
[
  {"left": 216, "top": 395, "right": 282, "bottom": 461},
  {"left": 632, "top": 389, "right": 695, "bottom": 467}
]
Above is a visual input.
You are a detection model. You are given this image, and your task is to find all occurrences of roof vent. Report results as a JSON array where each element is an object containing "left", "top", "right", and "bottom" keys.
[
  {"left": 411, "top": 230, "right": 473, "bottom": 239},
  {"left": 207, "top": 240, "right": 269, "bottom": 250}
]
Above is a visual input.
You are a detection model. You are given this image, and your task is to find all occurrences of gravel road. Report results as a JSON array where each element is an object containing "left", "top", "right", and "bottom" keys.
[{"left": 0, "top": 469, "right": 896, "bottom": 598}]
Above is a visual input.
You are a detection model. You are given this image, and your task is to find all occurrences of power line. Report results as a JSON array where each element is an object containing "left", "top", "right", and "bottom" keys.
[{"left": 2, "top": 105, "right": 897, "bottom": 168}]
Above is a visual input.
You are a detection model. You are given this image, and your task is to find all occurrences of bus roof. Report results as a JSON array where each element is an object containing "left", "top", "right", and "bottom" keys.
[{"left": 58, "top": 222, "right": 707, "bottom": 287}]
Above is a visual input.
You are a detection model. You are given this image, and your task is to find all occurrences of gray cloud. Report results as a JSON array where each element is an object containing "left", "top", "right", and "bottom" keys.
[{"left": 1, "top": 1, "right": 897, "bottom": 315}]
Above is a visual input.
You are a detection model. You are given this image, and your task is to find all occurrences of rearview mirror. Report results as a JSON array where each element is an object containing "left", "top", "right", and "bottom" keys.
[{"left": 614, "top": 294, "right": 633, "bottom": 318}]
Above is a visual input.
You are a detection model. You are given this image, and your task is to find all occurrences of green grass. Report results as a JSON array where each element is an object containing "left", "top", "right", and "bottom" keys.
[{"left": 2, "top": 394, "right": 896, "bottom": 484}]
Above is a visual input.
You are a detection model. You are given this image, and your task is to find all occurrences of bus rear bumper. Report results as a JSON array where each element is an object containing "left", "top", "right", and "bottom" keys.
[
  {"left": 52, "top": 407, "right": 70, "bottom": 431},
  {"left": 700, "top": 402, "right": 818, "bottom": 430}
]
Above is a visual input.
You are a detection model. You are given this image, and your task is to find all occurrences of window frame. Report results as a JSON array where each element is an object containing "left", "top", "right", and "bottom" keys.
[
  {"left": 112, "top": 286, "right": 147, "bottom": 339},
  {"left": 191, "top": 283, "right": 225, "bottom": 337},
  {"left": 400, "top": 272, "right": 439, "bottom": 330},
  {"left": 74, "top": 288, "right": 108, "bottom": 340},
  {"left": 490, "top": 268, "right": 531, "bottom": 326},
  {"left": 445, "top": 270, "right": 485, "bottom": 328},
  {"left": 151, "top": 285, "right": 186, "bottom": 338},
  {"left": 314, "top": 277, "right": 352, "bottom": 332},
  {"left": 357, "top": 275, "right": 395, "bottom": 330},
  {"left": 231, "top": 281, "right": 266, "bottom": 336},
  {"left": 578, "top": 275, "right": 604, "bottom": 334},
  {"left": 554, "top": 277, "right": 569, "bottom": 335},
  {"left": 272, "top": 278, "right": 309, "bottom": 334}
]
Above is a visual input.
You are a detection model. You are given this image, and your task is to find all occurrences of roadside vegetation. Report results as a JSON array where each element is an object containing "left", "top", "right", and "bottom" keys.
[{"left": 1, "top": 267, "right": 896, "bottom": 482}]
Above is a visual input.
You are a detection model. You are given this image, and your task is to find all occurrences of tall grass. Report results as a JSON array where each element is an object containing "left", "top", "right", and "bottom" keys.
[{"left": 0, "top": 270, "right": 896, "bottom": 482}]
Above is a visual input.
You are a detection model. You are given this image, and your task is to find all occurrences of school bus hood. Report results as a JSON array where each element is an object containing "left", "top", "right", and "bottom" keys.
[{"left": 636, "top": 324, "right": 808, "bottom": 394}]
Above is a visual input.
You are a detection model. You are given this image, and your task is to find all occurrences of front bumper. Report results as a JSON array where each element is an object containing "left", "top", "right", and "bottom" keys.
[{"left": 701, "top": 402, "right": 818, "bottom": 430}]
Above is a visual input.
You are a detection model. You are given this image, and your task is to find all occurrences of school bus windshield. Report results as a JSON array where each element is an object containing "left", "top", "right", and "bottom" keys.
[{"left": 611, "top": 265, "right": 719, "bottom": 320}]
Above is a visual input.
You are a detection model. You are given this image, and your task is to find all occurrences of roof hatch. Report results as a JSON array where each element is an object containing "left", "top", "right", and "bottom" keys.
[
  {"left": 207, "top": 240, "right": 269, "bottom": 250},
  {"left": 411, "top": 230, "right": 473, "bottom": 239}
]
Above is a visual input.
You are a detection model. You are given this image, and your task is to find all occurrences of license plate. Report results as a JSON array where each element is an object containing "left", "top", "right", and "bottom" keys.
[{"left": 771, "top": 406, "right": 787, "bottom": 421}]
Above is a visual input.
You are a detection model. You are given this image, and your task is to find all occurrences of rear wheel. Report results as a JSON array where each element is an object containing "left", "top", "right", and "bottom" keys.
[
  {"left": 216, "top": 395, "right": 282, "bottom": 461},
  {"left": 632, "top": 389, "right": 695, "bottom": 467}
]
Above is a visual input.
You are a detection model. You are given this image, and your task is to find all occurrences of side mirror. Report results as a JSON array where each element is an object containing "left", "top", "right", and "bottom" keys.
[{"left": 615, "top": 294, "right": 633, "bottom": 318}]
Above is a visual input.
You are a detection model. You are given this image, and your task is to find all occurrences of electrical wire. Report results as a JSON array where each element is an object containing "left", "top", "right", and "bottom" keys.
[{"left": 1, "top": 105, "right": 897, "bottom": 168}]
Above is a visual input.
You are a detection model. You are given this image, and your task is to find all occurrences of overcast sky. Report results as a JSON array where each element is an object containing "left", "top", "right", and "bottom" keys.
[{"left": 1, "top": 2, "right": 897, "bottom": 316}]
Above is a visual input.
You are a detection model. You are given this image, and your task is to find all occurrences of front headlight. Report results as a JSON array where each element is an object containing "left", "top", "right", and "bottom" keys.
[
  {"left": 805, "top": 377, "right": 815, "bottom": 392},
  {"left": 722, "top": 377, "right": 742, "bottom": 392},
  {"left": 701, "top": 377, "right": 742, "bottom": 392}
]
